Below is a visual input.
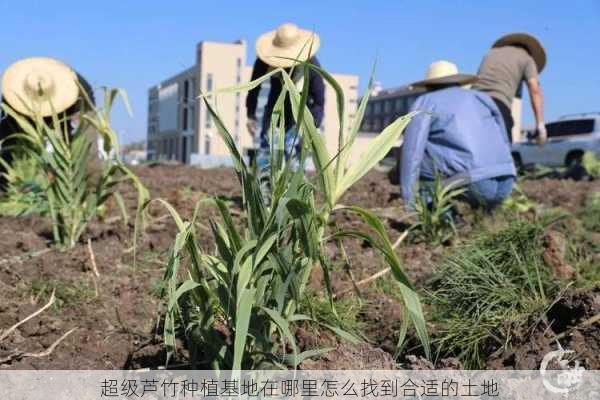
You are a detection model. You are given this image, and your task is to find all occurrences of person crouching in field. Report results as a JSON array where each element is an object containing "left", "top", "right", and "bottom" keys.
[
  {"left": 400, "top": 61, "right": 516, "bottom": 213},
  {"left": 0, "top": 57, "right": 98, "bottom": 189}
]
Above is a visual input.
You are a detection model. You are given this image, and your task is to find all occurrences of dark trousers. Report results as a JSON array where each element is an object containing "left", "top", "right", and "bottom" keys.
[{"left": 492, "top": 98, "right": 514, "bottom": 143}]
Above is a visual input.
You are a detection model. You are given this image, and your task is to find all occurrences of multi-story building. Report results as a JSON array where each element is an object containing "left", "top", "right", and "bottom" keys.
[
  {"left": 147, "top": 39, "right": 359, "bottom": 167},
  {"left": 147, "top": 66, "right": 197, "bottom": 163},
  {"left": 360, "top": 85, "right": 426, "bottom": 134}
]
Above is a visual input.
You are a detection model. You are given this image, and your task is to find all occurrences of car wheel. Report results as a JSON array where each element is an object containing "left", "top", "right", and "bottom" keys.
[{"left": 565, "top": 151, "right": 583, "bottom": 167}]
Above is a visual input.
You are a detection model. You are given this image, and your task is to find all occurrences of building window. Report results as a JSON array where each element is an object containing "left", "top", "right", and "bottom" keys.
[
  {"left": 190, "top": 104, "right": 196, "bottom": 129},
  {"left": 395, "top": 98, "right": 405, "bottom": 111},
  {"left": 204, "top": 135, "right": 211, "bottom": 155},
  {"left": 181, "top": 137, "right": 187, "bottom": 163},
  {"left": 384, "top": 100, "right": 392, "bottom": 113},
  {"left": 374, "top": 102, "right": 381, "bottom": 114},
  {"left": 183, "top": 80, "right": 189, "bottom": 102},
  {"left": 373, "top": 118, "right": 381, "bottom": 131},
  {"left": 236, "top": 58, "right": 242, "bottom": 83},
  {"left": 234, "top": 124, "right": 240, "bottom": 145},
  {"left": 365, "top": 103, "right": 372, "bottom": 116},
  {"left": 206, "top": 73, "right": 213, "bottom": 92},
  {"left": 204, "top": 75, "right": 214, "bottom": 130},
  {"left": 362, "top": 119, "right": 372, "bottom": 131},
  {"left": 183, "top": 107, "right": 188, "bottom": 130}
]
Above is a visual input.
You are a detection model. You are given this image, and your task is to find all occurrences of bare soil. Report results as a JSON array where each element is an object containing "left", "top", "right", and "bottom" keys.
[
  {"left": 0, "top": 165, "right": 598, "bottom": 369},
  {"left": 487, "top": 287, "right": 600, "bottom": 370}
]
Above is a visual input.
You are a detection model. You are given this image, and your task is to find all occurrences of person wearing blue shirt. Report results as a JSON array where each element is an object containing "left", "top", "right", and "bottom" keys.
[{"left": 400, "top": 60, "right": 516, "bottom": 212}]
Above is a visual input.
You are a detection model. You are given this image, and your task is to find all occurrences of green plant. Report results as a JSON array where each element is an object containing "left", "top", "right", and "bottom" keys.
[
  {"left": 156, "top": 60, "right": 429, "bottom": 369},
  {"left": 518, "top": 163, "right": 560, "bottom": 180},
  {"left": 591, "top": 191, "right": 600, "bottom": 208},
  {"left": 501, "top": 183, "right": 537, "bottom": 214},
  {"left": 1, "top": 88, "right": 148, "bottom": 248},
  {"left": 26, "top": 279, "right": 95, "bottom": 311},
  {"left": 426, "top": 219, "right": 559, "bottom": 368},
  {"left": 300, "top": 291, "right": 368, "bottom": 340},
  {"left": 582, "top": 151, "right": 600, "bottom": 178},
  {"left": 412, "top": 175, "right": 465, "bottom": 244},
  {"left": 578, "top": 191, "right": 600, "bottom": 233},
  {"left": 0, "top": 155, "right": 48, "bottom": 216}
]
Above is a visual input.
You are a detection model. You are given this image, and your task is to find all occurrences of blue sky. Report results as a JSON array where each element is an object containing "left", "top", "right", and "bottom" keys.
[{"left": 1, "top": 1, "right": 598, "bottom": 144}]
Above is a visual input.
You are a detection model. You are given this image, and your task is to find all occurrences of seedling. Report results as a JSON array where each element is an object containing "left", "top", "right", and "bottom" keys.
[
  {"left": 154, "top": 60, "right": 430, "bottom": 369},
  {"left": 0, "top": 88, "right": 148, "bottom": 248}
]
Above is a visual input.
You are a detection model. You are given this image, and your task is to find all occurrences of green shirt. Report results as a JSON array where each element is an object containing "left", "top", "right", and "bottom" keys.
[{"left": 473, "top": 46, "right": 538, "bottom": 108}]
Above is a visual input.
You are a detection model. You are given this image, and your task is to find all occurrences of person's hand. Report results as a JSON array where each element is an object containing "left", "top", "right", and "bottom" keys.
[
  {"left": 536, "top": 122, "right": 547, "bottom": 145},
  {"left": 246, "top": 118, "right": 258, "bottom": 138}
]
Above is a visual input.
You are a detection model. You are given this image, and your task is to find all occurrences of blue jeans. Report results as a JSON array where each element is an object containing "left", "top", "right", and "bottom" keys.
[
  {"left": 256, "top": 128, "right": 301, "bottom": 171},
  {"left": 418, "top": 175, "right": 515, "bottom": 217},
  {"left": 464, "top": 175, "right": 515, "bottom": 212}
]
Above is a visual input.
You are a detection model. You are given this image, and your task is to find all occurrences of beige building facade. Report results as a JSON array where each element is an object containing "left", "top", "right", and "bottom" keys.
[{"left": 147, "top": 40, "right": 359, "bottom": 167}]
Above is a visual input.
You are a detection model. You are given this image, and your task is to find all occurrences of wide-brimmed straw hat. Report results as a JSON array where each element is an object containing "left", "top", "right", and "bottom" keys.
[
  {"left": 492, "top": 32, "right": 546, "bottom": 72},
  {"left": 410, "top": 60, "right": 478, "bottom": 88},
  {"left": 1, "top": 57, "right": 79, "bottom": 117},
  {"left": 255, "top": 23, "right": 320, "bottom": 68}
]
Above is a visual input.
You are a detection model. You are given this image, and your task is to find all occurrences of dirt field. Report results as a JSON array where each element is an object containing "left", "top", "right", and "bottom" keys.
[{"left": 1, "top": 165, "right": 598, "bottom": 369}]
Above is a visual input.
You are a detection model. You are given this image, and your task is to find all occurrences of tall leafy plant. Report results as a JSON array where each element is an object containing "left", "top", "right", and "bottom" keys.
[
  {"left": 0, "top": 88, "right": 148, "bottom": 248},
  {"left": 0, "top": 155, "right": 48, "bottom": 216},
  {"left": 158, "top": 60, "right": 429, "bottom": 369}
]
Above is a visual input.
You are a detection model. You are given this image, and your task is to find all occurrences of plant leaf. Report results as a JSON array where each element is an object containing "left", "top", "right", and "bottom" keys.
[{"left": 335, "top": 113, "right": 416, "bottom": 202}]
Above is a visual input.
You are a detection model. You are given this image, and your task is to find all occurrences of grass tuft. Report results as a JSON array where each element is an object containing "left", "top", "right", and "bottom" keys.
[
  {"left": 25, "top": 279, "right": 95, "bottom": 311},
  {"left": 411, "top": 175, "right": 465, "bottom": 245},
  {"left": 426, "top": 219, "right": 560, "bottom": 368}
]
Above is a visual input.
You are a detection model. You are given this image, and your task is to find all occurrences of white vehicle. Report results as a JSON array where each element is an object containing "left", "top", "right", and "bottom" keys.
[{"left": 511, "top": 113, "right": 600, "bottom": 168}]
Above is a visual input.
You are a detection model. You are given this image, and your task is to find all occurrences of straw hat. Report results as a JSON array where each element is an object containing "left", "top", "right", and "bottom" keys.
[
  {"left": 492, "top": 32, "right": 546, "bottom": 72},
  {"left": 411, "top": 60, "right": 478, "bottom": 88},
  {"left": 255, "top": 23, "right": 320, "bottom": 68},
  {"left": 1, "top": 57, "right": 79, "bottom": 117}
]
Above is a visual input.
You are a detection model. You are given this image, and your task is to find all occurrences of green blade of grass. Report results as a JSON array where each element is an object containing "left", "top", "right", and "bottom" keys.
[{"left": 233, "top": 288, "right": 256, "bottom": 370}]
